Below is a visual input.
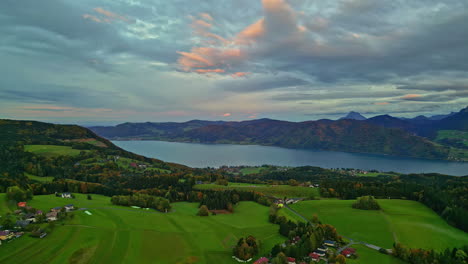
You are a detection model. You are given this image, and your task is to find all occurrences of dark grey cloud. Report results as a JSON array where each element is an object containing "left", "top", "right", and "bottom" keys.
[
  {"left": 400, "top": 91, "right": 468, "bottom": 102},
  {"left": 271, "top": 90, "right": 402, "bottom": 101},
  {"left": 397, "top": 84, "right": 468, "bottom": 92},
  {"left": 222, "top": 76, "right": 309, "bottom": 92}
]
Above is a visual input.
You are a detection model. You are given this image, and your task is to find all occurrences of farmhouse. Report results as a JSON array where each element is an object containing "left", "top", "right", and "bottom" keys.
[
  {"left": 64, "top": 204, "right": 74, "bottom": 212},
  {"left": 51, "top": 206, "right": 62, "bottom": 212},
  {"left": 342, "top": 247, "right": 356, "bottom": 258},
  {"left": 46, "top": 211, "right": 58, "bottom": 221},
  {"left": 24, "top": 213, "right": 36, "bottom": 223},
  {"left": 61, "top": 192, "right": 72, "bottom": 198}
]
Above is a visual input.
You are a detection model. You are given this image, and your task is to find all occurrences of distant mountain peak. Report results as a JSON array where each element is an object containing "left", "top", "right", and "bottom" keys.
[{"left": 340, "top": 111, "right": 367, "bottom": 120}]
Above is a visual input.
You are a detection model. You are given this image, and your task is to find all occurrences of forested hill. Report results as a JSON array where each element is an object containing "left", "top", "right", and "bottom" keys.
[
  {"left": 91, "top": 118, "right": 458, "bottom": 161},
  {"left": 0, "top": 119, "right": 191, "bottom": 190}
]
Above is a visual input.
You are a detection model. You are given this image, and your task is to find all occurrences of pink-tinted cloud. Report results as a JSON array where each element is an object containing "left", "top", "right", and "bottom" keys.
[
  {"left": 248, "top": 114, "right": 257, "bottom": 118},
  {"left": 83, "top": 14, "right": 102, "bottom": 23},
  {"left": 401, "top": 94, "right": 423, "bottom": 99},
  {"left": 193, "top": 19, "right": 212, "bottom": 28},
  {"left": 236, "top": 18, "right": 266, "bottom": 44},
  {"left": 223, "top": 113, "right": 231, "bottom": 117},
  {"left": 231, "top": 72, "right": 250, "bottom": 78},
  {"left": 199, "top": 13, "right": 213, "bottom": 21},
  {"left": 374, "top": 102, "right": 390, "bottom": 105},
  {"left": 195, "top": 69, "right": 225, "bottom": 74},
  {"left": 177, "top": 47, "right": 243, "bottom": 71},
  {"left": 94, "top": 7, "right": 128, "bottom": 22}
]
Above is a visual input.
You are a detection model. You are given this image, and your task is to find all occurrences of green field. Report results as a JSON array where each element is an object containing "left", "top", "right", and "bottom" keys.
[
  {"left": 347, "top": 244, "right": 406, "bottom": 264},
  {"left": 436, "top": 130, "right": 468, "bottom": 147},
  {"left": 194, "top": 182, "right": 320, "bottom": 198},
  {"left": 24, "top": 145, "right": 84, "bottom": 157},
  {"left": 290, "top": 199, "right": 468, "bottom": 250},
  {"left": 0, "top": 194, "right": 284, "bottom": 264},
  {"left": 355, "top": 172, "right": 397, "bottom": 177},
  {"left": 25, "top": 173, "right": 54, "bottom": 183}
]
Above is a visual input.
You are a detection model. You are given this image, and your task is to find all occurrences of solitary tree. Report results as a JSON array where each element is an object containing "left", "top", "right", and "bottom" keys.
[{"left": 197, "top": 205, "right": 209, "bottom": 216}]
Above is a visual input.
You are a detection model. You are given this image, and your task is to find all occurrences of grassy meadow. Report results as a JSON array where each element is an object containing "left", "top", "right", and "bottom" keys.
[
  {"left": 0, "top": 194, "right": 284, "bottom": 264},
  {"left": 194, "top": 182, "right": 320, "bottom": 198},
  {"left": 24, "top": 145, "right": 84, "bottom": 157},
  {"left": 25, "top": 173, "right": 54, "bottom": 183},
  {"left": 289, "top": 199, "right": 468, "bottom": 250}
]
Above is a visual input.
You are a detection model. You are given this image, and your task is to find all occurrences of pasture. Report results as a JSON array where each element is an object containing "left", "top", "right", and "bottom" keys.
[
  {"left": 24, "top": 145, "right": 84, "bottom": 157},
  {"left": 0, "top": 194, "right": 284, "bottom": 264},
  {"left": 25, "top": 173, "right": 54, "bottom": 183},
  {"left": 194, "top": 182, "right": 320, "bottom": 198},
  {"left": 289, "top": 199, "right": 468, "bottom": 250}
]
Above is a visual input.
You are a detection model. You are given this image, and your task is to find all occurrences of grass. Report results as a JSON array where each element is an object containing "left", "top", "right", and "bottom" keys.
[
  {"left": 0, "top": 194, "right": 284, "bottom": 264},
  {"left": 290, "top": 199, "right": 468, "bottom": 250},
  {"left": 239, "top": 167, "right": 265, "bottom": 175},
  {"left": 436, "top": 130, "right": 468, "bottom": 147},
  {"left": 24, "top": 145, "right": 84, "bottom": 157},
  {"left": 347, "top": 244, "right": 406, "bottom": 264},
  {"left": 25, "top": 173, "right": 54, "bottom": 183},
  {"left": 355, "top": 172, "right": 396, "bottom": 177},
  {"left": 194, "top": 182, "right": 320, "bottom": 198}
]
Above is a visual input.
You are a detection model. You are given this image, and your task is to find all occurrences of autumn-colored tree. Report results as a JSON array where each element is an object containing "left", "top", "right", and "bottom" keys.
[{"left": 336, "top": 254, "right": 346, "bottom": 264}]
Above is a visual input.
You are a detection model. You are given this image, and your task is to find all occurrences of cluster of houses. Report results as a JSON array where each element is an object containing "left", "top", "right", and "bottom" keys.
[
  {"left": 274, "top": 198, "right": 303, "bottom": 206},
  {"left": 129, "top": 162, "right": 148, "bottom": 169},
  {"left": 0, "top": 230, "right": 23, "bottom": 245},
  {"left": 251, "top": 239, "right": 357, "bottom": 264},
  {"left": 15, "top": 202, "right": 75, "bottom": 225},
  {"left": 0, "top": 201, "right": 76, "bottom": 246}
]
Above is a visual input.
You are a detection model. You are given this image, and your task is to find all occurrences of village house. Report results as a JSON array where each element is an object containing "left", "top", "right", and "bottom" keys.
[
  {"left": 61, "top": 192, "right": 72, "bottom": 198},
  {"left": 64, "top": 204, "right": 74, "bottom": 212},
  {"left": 46, "top": 211, "right": 58, "bottom": 221},
  {"left": 309, "top": 252, "right": 320, "bottom": 262},
  {"left": 253, "top": 257, "right": 269, "bottom": 264},
  {"left": 24, "top": 213, "right": 36, "bottom": 223},
  {"left": 324, "top": 240, "right": 336, "bottom": 247},
  {"left": 342, "top": 247, "right": 357, "bottom": 258},
  {"left": 51, "top": 206, "right": 62, "bottom": 212},
  {"left": 16, "top": 220, "right": 30, "bottom": 228},
  {"left": 0, "top": 230, "right": 14, "bottom": 241}
]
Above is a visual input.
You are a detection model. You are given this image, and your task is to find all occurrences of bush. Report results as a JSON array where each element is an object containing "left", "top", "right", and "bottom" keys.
[
  {"left": 352, "top": 196, "right": 381, "bottom": 210},
  {"left": 197, "top": 205, "right": 209, "bottom": 216}
]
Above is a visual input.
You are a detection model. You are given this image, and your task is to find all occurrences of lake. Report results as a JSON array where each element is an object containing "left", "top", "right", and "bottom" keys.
[{"left": 113, "top": 140, "right": 468, "bottom": 176}]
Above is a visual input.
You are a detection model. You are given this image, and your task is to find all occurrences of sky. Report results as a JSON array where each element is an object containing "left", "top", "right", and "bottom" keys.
[{"left": 0, "top": 0, "right": 467, "bottom": 125}]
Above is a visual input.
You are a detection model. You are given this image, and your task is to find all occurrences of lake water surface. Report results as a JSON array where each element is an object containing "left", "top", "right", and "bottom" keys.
[{"left": 113, "top": 140, "right": 468, "bottom": 176}]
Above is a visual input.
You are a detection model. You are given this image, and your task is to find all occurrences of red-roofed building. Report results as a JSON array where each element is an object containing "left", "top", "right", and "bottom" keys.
[
  {"left": 287, "top": 257, "right": 296, "bottom": 264},
  {"left": 253, "top": 257, "right": 269, "bottom": 264},
  {"left": 130, "top": 163, "right": 137, "bottom": 168},
  {"left": 309, "top": 252, "right": 320, "bottom": 262},
  {"left": 342, "top": 248, "right": 357, "bottom": 257},
  {"left": 17, "top": 202, "right": 27, "bottom": 207}
]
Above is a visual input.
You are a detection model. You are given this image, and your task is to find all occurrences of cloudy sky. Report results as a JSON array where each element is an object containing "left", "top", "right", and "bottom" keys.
[{"left": 1, "top": 0, "right": 467, "bottom": 125}]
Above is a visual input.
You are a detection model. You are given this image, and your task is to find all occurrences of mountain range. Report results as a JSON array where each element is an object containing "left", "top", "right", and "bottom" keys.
[{"left": 90, "top": 107, "right": 468, "bottom": 161}]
